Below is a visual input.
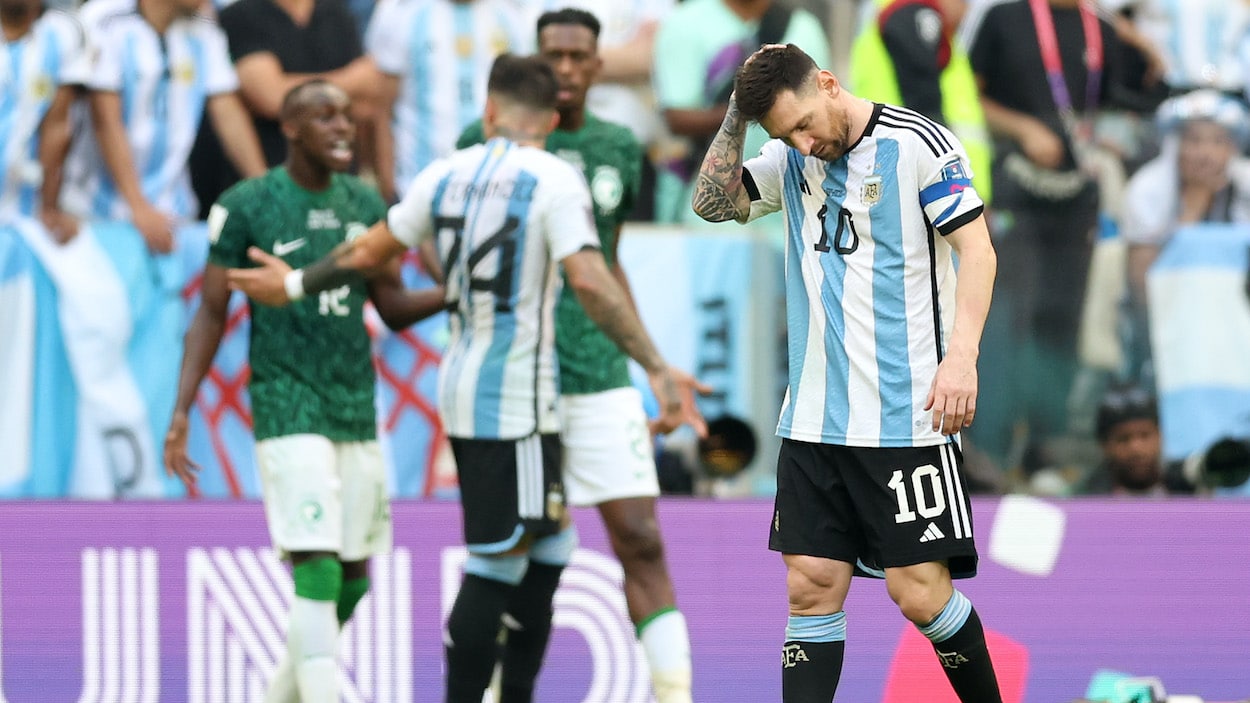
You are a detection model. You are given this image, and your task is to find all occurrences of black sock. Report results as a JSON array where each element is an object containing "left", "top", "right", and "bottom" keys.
[
  {"left": 445, "top": 574, "right": 514, "bottom": 703},
  {"left": 782, "top": 639, "right": 844, "bottom": 702},
  {"left": 498, "top": 562, "right": 564, "bottom": 703},
  {"left": 931, "top": 607, "right": 1003, "bottom": 703}
]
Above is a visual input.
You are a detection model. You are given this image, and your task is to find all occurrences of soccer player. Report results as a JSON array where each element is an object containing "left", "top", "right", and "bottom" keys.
[
  {"left": 226, "top": 54, "right": 702, "bottom": 703},
  {"left": 691, "top": 44, "right": 1002, "bottom": 702},
  {"left": 163, "top": 80, "right": 444, "bottom": 703},
  {"left": 456, "top": 10, "right": 699, "bottom": 702}
]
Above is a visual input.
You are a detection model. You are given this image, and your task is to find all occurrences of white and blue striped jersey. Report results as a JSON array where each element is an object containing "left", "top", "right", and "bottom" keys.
[
  {"left": 388, "top": 138, "right": 600, "bottom": 440},
  {"left": 0, "top": 10, "right": 87, "bottom": 220},
  {"left": 365, "top": 0, "right": 530, "bottom": 198},
  {"left": 744, "top": 104, "right": 985, "bottom": 448},
  {"left": 61, "top": 0, "right": 237, "bottom": 222}
]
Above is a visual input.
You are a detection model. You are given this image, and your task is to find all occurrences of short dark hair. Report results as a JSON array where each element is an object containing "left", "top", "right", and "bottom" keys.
[
  {"left": 487, "top": 54, "right": 559, "bottom": 111},
  {"left": 733, "top": 44, "right": 819, "bottom": 123},
  {"left": 1095, "top": 384, "right": 1159, "bottom": 441},
  {"left": 279, "top": 78, "right": 334, "bottom": 122},
  {"left": 536, "top": 8, "right": 600, "bottom": 39}
]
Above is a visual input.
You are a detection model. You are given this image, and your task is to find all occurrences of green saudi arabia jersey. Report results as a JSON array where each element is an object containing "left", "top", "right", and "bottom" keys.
[
  {"left": 458, "top": 114, "right": 643, "bottom": 394},
  {"left": 207, "top": 168, "right": 388, "bottom": 441}
]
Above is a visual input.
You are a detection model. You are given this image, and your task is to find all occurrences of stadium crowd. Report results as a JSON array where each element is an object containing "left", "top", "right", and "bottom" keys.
[{"left": 2, "top": 0, "right": 1250, "bottom": 500}]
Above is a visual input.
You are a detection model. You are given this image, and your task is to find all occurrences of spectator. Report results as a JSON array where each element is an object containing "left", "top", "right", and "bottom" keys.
[
  {"left": 963, "top": 0, "right": 1126, "bottom": 474},
  {"left": 1080, "top": 384, "right": 1191, "bottom": 495},
  {"left": 1122, "top": 89, "right": 1250, "bottom": 381},
  {"left": 651, "top": 0, "right": 829, "bottom": 224},
  {"left": 62, "top": 0, "right": 266, "bottom": 253},
  {"left": 0, "top": 0, "right": 84, "bottom": 240},
  {"left": 524, "top": 0, "right": 676, "bottom": 220},
  {"left": 190, "top": 0, "right": 381, "bottom": 216},
  {"left": 364, "top": 0, "right": 529, "bottom": 203},
  {"left": 849, "top": 0, "right": 993, "bottom": 202},
  {"left": 1099, "top": 0, "right": 1248, "bottom": 94}
]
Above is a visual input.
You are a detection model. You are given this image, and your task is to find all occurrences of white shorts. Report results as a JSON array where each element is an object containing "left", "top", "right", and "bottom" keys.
[
  {"left": 255, "top": 434, "right": 392, "bottom": 561},
  {"left": 560, "top": 387, "right": 660, "bottom": 507}
]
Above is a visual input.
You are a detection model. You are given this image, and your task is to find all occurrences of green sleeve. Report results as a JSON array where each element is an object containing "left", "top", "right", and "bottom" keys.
[
  {"left": 456, "top": 120, "right": 487, "bottom": 149},
  {"left": 206, "top": 190, "right": 253, "bottom": 269}
]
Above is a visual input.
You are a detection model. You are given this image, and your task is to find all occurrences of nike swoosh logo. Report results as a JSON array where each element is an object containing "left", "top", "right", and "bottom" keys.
[{"left": 273, "top": 238, "right": 307, "bottom": 256}]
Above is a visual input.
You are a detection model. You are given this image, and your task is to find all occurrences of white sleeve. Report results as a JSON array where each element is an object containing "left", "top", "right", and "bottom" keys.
[
  {"left": 539, "top": 163, "right": 600, "bottom": 261},
  {"left": 365, "top": 0, "right": 407, "bottom": 76},
  {"left": 916, "top": 124, "right": 985, "bottom": 235},
  {"left": 1119, "top": 156, "right": 1175, "bottom": 246},
  {"left": 44, "top": 12, "right": 89, "bottom": 86},
  {"left": 387, "top": 159, "right": 449, "bottom": 248},
  {"left": 83, "top": 24, "right": 121, "bottom": 91},
  {"left": 199, "top": 24, "right": 239, "bottom": 95},
  {"left": 742, "top": 139, "right": 788, "bottom": 223}
]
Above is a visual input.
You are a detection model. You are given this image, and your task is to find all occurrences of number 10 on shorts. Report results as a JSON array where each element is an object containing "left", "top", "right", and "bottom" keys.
[{"left": 887, "top": 465, "right": 947, "bottom": 524}]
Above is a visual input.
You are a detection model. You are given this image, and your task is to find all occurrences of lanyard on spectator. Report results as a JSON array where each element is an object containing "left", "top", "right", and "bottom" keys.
[{"left": 1028, "top": 0, "right": 1103, "bottom": 121}]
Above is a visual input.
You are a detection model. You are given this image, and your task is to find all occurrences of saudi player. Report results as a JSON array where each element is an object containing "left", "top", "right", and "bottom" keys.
[
  {"left": 455, "top": 10, "right": 702, "bottom": 703},
  {"left": 693, "top": 44, "right": 1003, "bottom": 702},
  {"left": 164, "top": 80, "right": 445, "bottom": 703},
  {"left": 226, "top": 55, "right": 704, "bottom": 703}
]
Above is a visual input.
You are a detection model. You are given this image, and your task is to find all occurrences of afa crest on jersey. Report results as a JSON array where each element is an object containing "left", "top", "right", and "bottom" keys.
[{"left": 862, "top": 175, "right": 883, "bottom": 205}]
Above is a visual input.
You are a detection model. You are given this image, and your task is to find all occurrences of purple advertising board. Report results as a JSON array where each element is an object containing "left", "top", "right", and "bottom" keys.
[{"left": 0, "top": 498, "right": 1247, "bottom": 702}]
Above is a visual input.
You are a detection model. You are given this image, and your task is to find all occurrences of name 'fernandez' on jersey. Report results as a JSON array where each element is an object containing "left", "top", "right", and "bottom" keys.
[
  {"left": 743, "top": 104, "right": 985, "bottom": 448},
  {"left": 387, "top": 138, "right": 600, "bottom": 440}
]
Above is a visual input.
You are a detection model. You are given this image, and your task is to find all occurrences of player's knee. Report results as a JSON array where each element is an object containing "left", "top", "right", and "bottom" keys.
[
  {"left": 609, "top": 517, "right": 665, "bottom": 566},
  {"left": 785, "top": 556, "right": 849, "bottom": 613},
  {"left": 465, "top": 553, "right": 529, "bottom": 585},
  {"left": 886, "top": 573, "right": 951, "bottom": 625}
]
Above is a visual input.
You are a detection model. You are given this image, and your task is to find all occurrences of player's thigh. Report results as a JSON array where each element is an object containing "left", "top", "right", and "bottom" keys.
[
  {"left": 255, "top": 434, "right": 344, "bottom": 557},
  {"left": 841, "top": 443, "right": 978, "bottom": 578},
  {"left": 449, "top": 433, "right": 565, "bottom": 553},
  {"left": 560, "top": 388, "right": 660, "bottom": 507},
  {"left": 768, "top": 439, "right": 864, "bottom": 565},
  {"left": 335, "top": 439, "right": 392, "bottom": 561}
]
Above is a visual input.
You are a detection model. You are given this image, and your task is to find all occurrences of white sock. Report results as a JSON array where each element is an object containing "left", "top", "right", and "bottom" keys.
[
  {"left": 638, "top": 609, "right": 693, "bottom": 703},
  {"left": 290, "top": 597, "right": 338, "bottom": 703},
  {"left": 265, "top": 651, "right": 299, "bottom": 703}
]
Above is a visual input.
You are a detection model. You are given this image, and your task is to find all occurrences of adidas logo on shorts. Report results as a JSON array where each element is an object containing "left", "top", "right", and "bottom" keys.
[{"left": 919, "top": 522, "right": 946, "bottom": 543}]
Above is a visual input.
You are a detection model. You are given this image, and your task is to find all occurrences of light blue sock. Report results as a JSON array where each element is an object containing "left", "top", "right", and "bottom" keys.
[
  {"left": 785, "top": 612, "right": 846, "bottom": 642},
  {"left": 917, "top": 590, "right": 972, "bottom": 644}
]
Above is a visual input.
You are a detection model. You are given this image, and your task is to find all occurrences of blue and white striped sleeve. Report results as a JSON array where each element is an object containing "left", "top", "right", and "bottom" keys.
[{"left": 916, "top": 128, "right": 984, "bottom": 235}]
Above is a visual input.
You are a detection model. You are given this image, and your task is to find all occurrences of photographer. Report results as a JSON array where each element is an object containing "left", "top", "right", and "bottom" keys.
[{"left": 1081, "top": 384, "right": 1250, "bottom": 496}]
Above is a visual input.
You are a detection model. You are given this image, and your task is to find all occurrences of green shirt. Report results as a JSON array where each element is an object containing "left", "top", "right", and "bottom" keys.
[
  {"left": 207, "top": 168, "right": 388, "bottom": 441},
  {"left": 457, "top": 115, "right": 642, "bottom": 394}
]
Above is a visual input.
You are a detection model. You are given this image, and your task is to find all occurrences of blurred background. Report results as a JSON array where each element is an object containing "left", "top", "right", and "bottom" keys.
[{"left": 1, "top": 0, "right": 1249, "bottom": 700}]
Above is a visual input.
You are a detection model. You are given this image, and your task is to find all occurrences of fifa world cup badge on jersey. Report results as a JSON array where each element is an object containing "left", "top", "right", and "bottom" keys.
[
  {"left": 942, "top": 159, "right": 967, "bottom": 180},
  {"left": 862, "top": 175, "right": 883, "bottom": 205},
  {"left": 591, "top": 165, "right": 623, "bottom": 214}
]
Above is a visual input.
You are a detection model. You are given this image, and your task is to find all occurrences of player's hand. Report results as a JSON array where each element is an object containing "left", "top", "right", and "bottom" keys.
[
  {"left": 131, "top": 200, "right": 175, "bottom": 254},
  {"left": 924, "top": 352, "right": 978, "bottom": 436},
  {"left": 1019, "top": 120, "right": 1065, "bottom": 170},
  {"left": 227, "top": 246, "right": 294, "bottom": 306},
  {"left": 39, "top": 207, "right": 79, "bottom": 245},
  {"left": 163, "top": 410, "right": 200, "bottom": 491},
  {"left": 647, "top": 366, "right": 713, "bottom": 437}
]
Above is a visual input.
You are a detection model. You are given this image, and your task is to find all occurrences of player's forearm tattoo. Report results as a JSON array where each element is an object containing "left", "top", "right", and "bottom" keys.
[
  {"left": 303, "top": 240, "right": 365, "bottom": 295},
  {"left": 691, "top": 100, "right": 752, "bottom": 223}
]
